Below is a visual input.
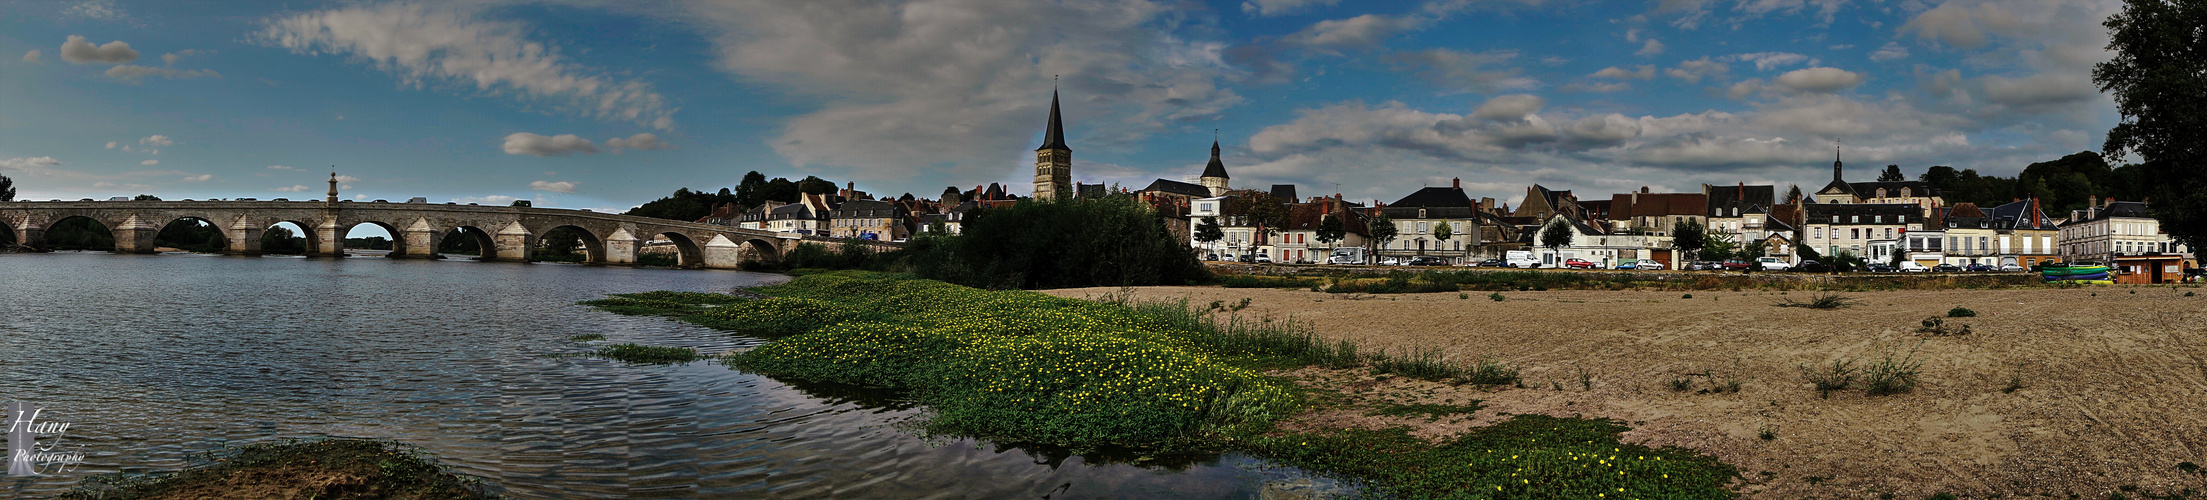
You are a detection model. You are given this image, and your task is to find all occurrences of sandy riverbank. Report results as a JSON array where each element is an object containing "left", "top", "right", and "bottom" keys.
[{"left": 1045, "top": 284, "right": 2207, "bottom": 498}]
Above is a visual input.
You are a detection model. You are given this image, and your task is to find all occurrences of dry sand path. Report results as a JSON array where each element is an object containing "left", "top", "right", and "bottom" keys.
[{"left": 1045, "top": 285, "right": 2207, "bottom": 498}]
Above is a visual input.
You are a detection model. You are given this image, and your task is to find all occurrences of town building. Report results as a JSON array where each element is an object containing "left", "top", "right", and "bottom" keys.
[
  {"left": 827, "top": 199, "right": 909, "bottom": 241},
  {"left": 2061, "top": 198, "right": 2186, "bottom": 265},
  {"left": 1276, "top": 196, "right": 1370, "bottom": 264},
  {"left": 1800, "top": 203, "right": 1919, "bottom": 261},
  {"left": 1984, "top": 198, "right": 2059, "bottom": 269},
  {"left": 1200, "top": 140, "right": 1231, "bottom": 197},
  {"left": 1375, "top": 179, "right": 1483, "bottom": 264},
  {"left": 1607, "top": 188, "right": 1706, "bottom": 237}
]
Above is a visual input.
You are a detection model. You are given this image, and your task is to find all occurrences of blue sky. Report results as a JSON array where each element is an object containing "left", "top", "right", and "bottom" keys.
[{"left": 1, "top": 0, "right": 2124, "bottom": 214}]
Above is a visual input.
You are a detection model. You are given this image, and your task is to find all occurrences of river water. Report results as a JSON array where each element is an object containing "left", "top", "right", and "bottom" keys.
[{"left": 0, "top": 252, "right": 1339, "bottom": 498}]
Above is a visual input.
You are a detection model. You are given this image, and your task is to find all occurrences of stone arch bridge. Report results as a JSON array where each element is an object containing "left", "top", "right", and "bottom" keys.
[{"left": 0, "top": 200, "right": 891, "bottom": 269}]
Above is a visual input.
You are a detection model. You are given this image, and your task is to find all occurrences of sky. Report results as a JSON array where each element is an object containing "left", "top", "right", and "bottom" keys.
[{"left": 1, "top": 0, "right": 2128, "bottom": 215}]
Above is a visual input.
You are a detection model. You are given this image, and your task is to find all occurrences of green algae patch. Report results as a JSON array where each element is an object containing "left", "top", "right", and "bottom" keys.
[{"left": 62, "top": 438, "right": 495, "bottom": 500}]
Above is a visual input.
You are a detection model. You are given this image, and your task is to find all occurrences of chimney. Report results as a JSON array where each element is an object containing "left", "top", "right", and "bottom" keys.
[
  {"left": 1737, "top": 181, "right": 1745, "bottom": 200},
  {"left": 1641, "top": 186, "right": 1650, "bottom": 194},
  {"left": 2089, "top": 195, "right": 2098, "bottom": 208},
  {"left": 1452, "top": 177, "right": 1461, "bottom": 189}
]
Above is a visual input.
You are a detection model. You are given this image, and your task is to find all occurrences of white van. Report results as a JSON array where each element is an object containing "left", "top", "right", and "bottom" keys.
[
  {"left": 1755, "top": 257, "right": 1791, "bottom": 271},
  {"left": 1505, "top": 250, "right": 1540, "bottom": 268}
]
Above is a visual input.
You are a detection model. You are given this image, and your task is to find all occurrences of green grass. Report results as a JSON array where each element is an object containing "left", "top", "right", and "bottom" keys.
[
  {"left": 1800, "top": 357, "right": 1858, "bottom": 399},
  {"left": 61, "top": 438, "right": 493, "bottom": 500},
  {"left": 567, "top": 333, "right": 606, "bottom": 342},
  {"left": 592, "top": 343, "right": 702, "bottom": 364},
  {"left": 1220, "top": 275, "right": 1326, "bottom": 289},
  {"left": 1249, "top": 415, "right": 1739, "bottom": 500},
  {"left": 1862, "top": 343, "right": 1924, "bottom": 396}
]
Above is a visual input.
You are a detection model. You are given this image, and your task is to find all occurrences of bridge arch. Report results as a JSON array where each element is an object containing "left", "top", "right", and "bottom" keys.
[
  {"left": 535, "top": 224, "right": 605, "bottom": 264},
  {"left": 0, "top": 217, "right": 17, "bottom": 247},
  {"left": 154, "top": 215, "right": 229, "bottom": 253},
  {"left": 741, "top": 238, "right": 780, "bottom": 264},
  {"left": 262, "top": 221, "right": 317, "bottom": 255},
  {"left": 44, "top": 215, "right": 117, "bottom": 252},
  {"left": 439, "top": 226, "right": 498, "bottom": 260},
  {"left": 340, "top": 221, "right": 407, "bottom": 257},
  {"left": 647, "top": 231, "right": 705, "bottom": 268}
]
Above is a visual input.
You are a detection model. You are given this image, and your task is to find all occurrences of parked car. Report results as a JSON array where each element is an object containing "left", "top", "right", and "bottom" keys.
[
  {"left": 1377, "top": 257, "right": 1400, "bottom": 266},
  {"left": 1253, "top": 254, "right": 1273, "bottom": 264},
  {"left": 1408, "top": 256, "right": 1448, "bottom": 266},
  {"left": 1754, "top": 257, "right": 1791, "bottom": 271},
  {"left": 1721, "top": 259, "right": 1753, "bottom": 271},
  {"left": 1998, "top": 263, "right": 2026, "bottom": 272},
  {"left": 1681, "top": 261, "right": 1713, "bottom": 271},
  {"left": 1793, "top": 260, "right": 1828, "bottom": 272},
  {"left": 1472, "top": 258, "right": 1507, "bottom": 268},
  {"left": 1932, "top": 263, "right": 1962, "bottom": 273},
  {"left": 1633, "top": 259, "right": 1665, "bottom": 270},
  {"left": 1966, "top": 263, "right": 1995, "bottom": 272},
  {"left": 1563, "top": 258, "right": 1598, "bottom": 269},
  {"left": 1615, "top": 261, "right": 1637, "bottom": 270},
  {"left": 1898, "top": 261, "right": 1929, "bottom": 272}
]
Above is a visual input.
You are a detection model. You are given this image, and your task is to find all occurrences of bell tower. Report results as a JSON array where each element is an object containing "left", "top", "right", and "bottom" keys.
[{"left": 1033, "top": 85, "right": 1071, "bottom": 201}]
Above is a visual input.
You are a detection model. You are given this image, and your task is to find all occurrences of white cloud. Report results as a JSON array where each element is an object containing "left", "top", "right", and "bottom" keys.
[
  {"left": 1287, "top": 14, "right": 1427, "bottom": 53},
  {"left": 274, "top": 185, "right": 311, "bottom": 192},
  {"left": 335, "top": 175, "right": 360, "bottom": 183},
  {"left": 140, "top": 159, "right": 158, "bottom": 165},
  {"left": 0, "top": 156, "right": 63, "bottom": 170},
  {"left": 63, "top": 0, "right": 129, "bottom": 21},
  {"left": 1727, "top": 52, "right": 1809, "bottom": 71},
  {"left": 22, "top": 50, "right": 40, "bottom": 62},
  {"left": 1242, "top": 0, "right": 1339, "bottom": 16},
  {"left": 104, "top": 65, "right": 219, "bottom": 83},
  {"left": 181, "top": 174, "right": 212, "bottom": 182},
  {"left": 1472, "top": 94, "right": 1544, "bottom": 121},
  {"left": 1773, "top": 67, "right": 1863, "bottom": 93},
  {"left": 1635, "top": 39, "right": 1666, "bottom": 56},
  {"left": 1592, "top": 65, "right": 1655, "bottom": 80},
  {"left": 603, "top": 133, "right": 671, "bottom": 151},
  {"left": 157, "top": 50, "right": 208, "bottom": 66},
  {"left": 1666, "top": 57, "right": 1729, "bottom": 83},
  {"left": 501, "top": 133, "right": 596, "bottom": 156},
  {"left": 529, "top": 180, "right": 578, "bottom": 193},
  {"left": 267, "top": 165, "right": 297, "bottom": 171},
  {"left": 139, "top": 135, "right": 173, "bottom": 146},
  {"left": 257, "top": 3, "right": 677, "bottom": 129},
  {"left": 104, "top": 141, "right": 117, "bottom": 149},
  {"left": 1869, "top": 42, "right": 1909, "bottom": 61},
  {"left": 1560, "top": 82, "right": 1631, "bottom": 93},
  {"left": 681, "top": 0, "right": 1243, "bottom": 182},
  {"left": 59, "top": 35, "right": 138, "bottom": 64},
  {"left": 1389, "top": 49, "right": 1534, "bottom": 93}
]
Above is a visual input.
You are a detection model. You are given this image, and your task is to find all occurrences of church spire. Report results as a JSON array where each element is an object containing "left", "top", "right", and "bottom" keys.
[
  {"left": 1036, "top": 87, "right": 1068, "bottom": 152},
  {"left": 1832, "top": 141, "right": 1843, "bottom": 183}
]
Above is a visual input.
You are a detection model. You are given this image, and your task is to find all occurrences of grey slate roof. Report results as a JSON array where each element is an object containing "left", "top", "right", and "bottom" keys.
[
  {"left": 1200, "top": 140, "right": 1229, "bottom": 179},
  {"left": 1037, "top": 90, "right": 1068, "bottom": 152},
  {"left": 1140, "top": 178, "right": 1212, "bottom": 198}
]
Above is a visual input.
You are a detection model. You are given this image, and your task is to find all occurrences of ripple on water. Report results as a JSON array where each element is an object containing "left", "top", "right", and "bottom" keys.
[{"left": 0, "top": 253, "right": 1347, "bottom": 499}]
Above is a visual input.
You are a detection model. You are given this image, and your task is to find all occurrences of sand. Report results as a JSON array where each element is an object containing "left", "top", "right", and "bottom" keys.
[{"left": 1044, "top": 284, "right": 2207, "bottom": 498}]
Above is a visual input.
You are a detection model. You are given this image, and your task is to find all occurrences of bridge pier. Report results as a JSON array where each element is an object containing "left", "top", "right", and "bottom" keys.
[
  {"left": 112, "top": 215, "right": 160, "bottom": 254},
  {"left": 491, "top": 222, "right": 533, "bottom": 262},
  {"left": 396, "top": 219, "right": 441, "bottom": 259},
  {"left": 309, "top": 219, "right": 346, "bottom": 258},
  {"left": 224, "top": 218, "right": 263, "bottom": 256},
  {"left": 13, "top": 226, "right": 44, "bottom": 251},
  {"left": 604, "top": 228, "right": 638, "bottom": 265},
  {"left": 703, "top": 235, "right": 743, "bottom": 269}
]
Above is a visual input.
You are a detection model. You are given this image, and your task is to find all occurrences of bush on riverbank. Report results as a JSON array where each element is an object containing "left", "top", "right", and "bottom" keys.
[
  {"left": 908, "top": 196, "right": 1211, "bottom": 289},
  {"left": 63, "top": 438, "right": 494, "bottom": 500}
]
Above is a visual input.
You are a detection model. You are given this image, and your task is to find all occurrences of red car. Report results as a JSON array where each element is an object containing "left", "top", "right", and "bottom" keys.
[
  {"left": 1563, "top": 258, "right": 1598, "bottom": 269},
  {"left": 1720, "top": 259, "right": 1753, "bottom": 270}
]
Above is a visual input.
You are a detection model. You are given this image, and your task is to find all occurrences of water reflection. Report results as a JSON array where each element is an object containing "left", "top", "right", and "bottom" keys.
[{"left": 0, "top": 252, "right": 1344, "bottom": 499}]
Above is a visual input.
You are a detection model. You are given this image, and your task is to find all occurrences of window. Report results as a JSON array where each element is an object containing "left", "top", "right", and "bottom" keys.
[
  {"left": 1417, "top": 222, "right": 1428, "bottom": 233},
  {"left": 1875, "top": 215, "right": 1883, "bottom": 223},
  {"left": 1198, "top": 203, "right": 1212, "bottom": 212},
  {"left": 1884, "top": 228, "right": 1892, "bottom": 239},
  {"left": 1852, "top": 215, "right": 1860, "bottom": 223},
  {"left": 1850, "top": 228, "right": 1860, "bottom": 239}
]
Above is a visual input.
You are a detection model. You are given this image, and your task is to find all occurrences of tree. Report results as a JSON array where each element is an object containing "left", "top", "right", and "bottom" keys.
[
  {"left": 0, "top": 174, "right": 13, "bottom": 202},
  {"left": 1315, "top": 214, "right": 1346, "bottom": 250},
  {"left": 1367, "top": 214, "right": 1398, "bottom": 256},
  {"left": 1194, "top": 216, "right": 1225, "bottom": 257},
  {"left": 1670, "top": 219, "right": 1706, "bottom": 261},
  {"left": 1783, "top": 184, "right": 1803, "bottom": 204},
  {"left": 762, "top": 177, "right": 800, "bottom": 204},
  {"left": 1540, "top": 218, "right": 1574, "bottom": 264},
  {"left": 1222, "top": 191, "right": 1289, "bottom": 238},
  {"left": 736, "top": 171, "right": 769, "bottom": 207},
  {"left": 797, "top": 175, "right": 836, "bottom": 195},
  {"left": 907, "top": 196, "right": 1209, "bottom": 289},
  {"left": 626, "top": 188, "right": 718, "bottom": 221},
  {"left": 1431, "top": 219, "right": 1453, "bottom": 245},
  {"left": 134, "top": 194, "right": 161, "bottom": 201},
  {"left": 1878, "top": 164, "right": 1906, "bottom": 182},
  {"left": 1700, "top": 229, "right": 1738, "bottom": 262},
  {"left": 260, "top": 225, "right": 307, "bottom": 254},
  {"left": 2097, "top": 0, "right": 2207, "bottom": 251}
]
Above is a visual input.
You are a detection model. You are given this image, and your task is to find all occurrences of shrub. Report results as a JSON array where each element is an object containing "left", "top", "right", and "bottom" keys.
[
  {"left": 1947, "top": 306, "right": 1977, "bottom": 317},
  {"left": 1799, "top": 357, "right": 1858, "bottom": 398},
  {"left": 1776, "top": 292, "right": 1856, "bottom": 309},
  {"left": 1489, "top": 292, "right": 1506, "bottom": 302},
  {"left": 1249, "top": 415, "right": 1738, "bottom": 500},
  {"left": 1862, "top": 344, "right": 1924, "bottom": 396}
]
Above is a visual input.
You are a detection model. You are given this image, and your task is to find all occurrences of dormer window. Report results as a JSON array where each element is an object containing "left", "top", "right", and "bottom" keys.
[
  {"left": 1901, "top": 187, "right": 1911, "bottom": 197},
  {"left": 1419, "top": 209, "right": 1427, "bottom": 218}
]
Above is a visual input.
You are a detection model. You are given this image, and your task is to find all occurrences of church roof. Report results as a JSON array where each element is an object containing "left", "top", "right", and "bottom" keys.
[
  {"left": 1139, "top": 178, "right": 1212, "bottom": 198},
  {"left": 1271, "top": 184, "right": 1298, "bottom": 203},
  {"left": 1201, "top": 140, "right": 1229, "bottom": 179},
  {"left": 1036, "top": 90, "right": 1068, "bottom": 152}
]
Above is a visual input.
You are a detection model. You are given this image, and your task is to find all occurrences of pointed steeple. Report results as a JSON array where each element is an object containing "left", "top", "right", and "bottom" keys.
[
  {"left": 1036, "top": 89, "right": 1068, "bottom": 152},
  {"left": 1201, "top": 140, "right": 1229, "bottom": 179},
  {"left": 1832, "top": 142, "right": 1843, "bottom": 183}
]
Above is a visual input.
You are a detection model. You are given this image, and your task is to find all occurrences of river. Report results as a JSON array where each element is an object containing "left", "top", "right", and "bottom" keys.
[{"left": 0, "top": 252, "right": 1342, "bottom": 498}]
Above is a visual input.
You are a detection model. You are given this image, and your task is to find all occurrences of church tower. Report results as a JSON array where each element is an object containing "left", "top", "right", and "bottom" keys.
[
  {"left": 1033, "top": 88, "right": 1072, "bottom": 201},
  {"left": 1200, "top": 139, "right": 1230, "bottom": 197}
]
